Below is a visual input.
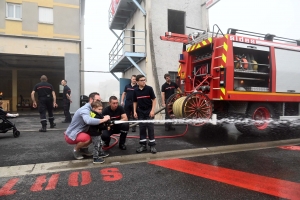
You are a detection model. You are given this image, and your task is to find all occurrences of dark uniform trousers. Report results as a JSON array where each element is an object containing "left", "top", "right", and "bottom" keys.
[
  {"left": 101, "top": 123, "right": 129, "bottom": 146},
  {"left": 137, "top": 107, "right": 156, "bottom": 146},
  {"left": 124, "top": 100, "right": 134, "bottom": 120},
  {"left": 39, "top": 97, "right": 54, "bottom": 126},
  {"left": 63, "top": 99, "right": 71, "bottom": 121}
]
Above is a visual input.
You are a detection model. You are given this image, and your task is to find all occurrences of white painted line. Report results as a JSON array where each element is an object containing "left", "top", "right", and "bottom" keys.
[{"left": 0, "top": 138, "right": 300, "bottom": 178}]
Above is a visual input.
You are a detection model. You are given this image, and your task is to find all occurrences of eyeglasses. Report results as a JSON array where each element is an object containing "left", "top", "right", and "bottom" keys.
[{"left": 139, "top": 79, "right": 146, "bottom": 82}]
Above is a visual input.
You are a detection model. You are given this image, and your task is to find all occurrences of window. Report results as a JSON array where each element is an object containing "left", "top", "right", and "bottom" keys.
[
  {"left": 168, "top": 9, "right": 185, "bottom": 34},
  {"left": 6, "top": 3, "right": 22, "bottom": 20},
  {"left": 39, "top": 7, "right": 53, "bottom": 24}
]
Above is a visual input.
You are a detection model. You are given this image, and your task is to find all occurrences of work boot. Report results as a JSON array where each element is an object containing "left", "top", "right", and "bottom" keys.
[
  {"left": 150, "top": 146, "right": 157, "bottom": 154},
  {"left": 50, "top": 123, "right": 56, "bottom": 128},
  {"left": 136, "top": 145, "right": 147, "bottom": 153},
  {"left": 119, "top": 144, "right": 127, "bottom": 150},
  {"left": 39, "top": 125, "right": 47, "bottom": 132}
]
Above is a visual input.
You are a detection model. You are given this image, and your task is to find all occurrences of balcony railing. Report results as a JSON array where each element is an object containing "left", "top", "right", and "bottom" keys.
[{"left": 109, "top": 28, "right": 146, "bottom": 71}]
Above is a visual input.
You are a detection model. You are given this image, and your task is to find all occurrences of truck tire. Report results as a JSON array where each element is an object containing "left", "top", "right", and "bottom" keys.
[{"left": 235, "top": 103, "right": 275, "bottom": 135}]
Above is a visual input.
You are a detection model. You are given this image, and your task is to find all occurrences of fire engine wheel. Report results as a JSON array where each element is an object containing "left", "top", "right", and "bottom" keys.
[
  {"left": 235, "top": 103, "right": 275, "bottom": 135},
  {"left": 182, "top": 92, "right": 213, "bottom": 126},
  {"left": 165, "top": 93, "right": 185, "bottom": 119}
]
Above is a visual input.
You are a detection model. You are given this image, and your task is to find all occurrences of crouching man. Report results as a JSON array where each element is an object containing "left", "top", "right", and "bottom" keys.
[
  {"left": 64, "top": 92, "right": 110, "bottom": 160},
  {"left": 101, "top": 96, "right": 129, "bottom": 150}
]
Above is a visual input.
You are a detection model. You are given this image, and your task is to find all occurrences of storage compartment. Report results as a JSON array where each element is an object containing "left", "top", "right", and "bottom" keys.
[{"left": 232, "top": 42, "right": 270, "bottom": 92}]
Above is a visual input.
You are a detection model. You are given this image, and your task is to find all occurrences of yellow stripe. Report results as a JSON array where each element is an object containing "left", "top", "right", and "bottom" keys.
[
  {"left": 220, "top": 64, "right": 224, "bottom": 68},
  {"left": 54, "top": 33, "right": 80, "bottom": 39},
  {"left": 53, "top": 2, "right": 79, "bottom": 9},
  {"left": 196, "top": 43, "right": 201, "bottom": 49},
  {"left": 220, "top": 96, "right": 223, "bottom": 100},
  {"left": 220, "top": 87, "right": 225, "bottom": 95},
  {"left": 191, "top": 44, "right": 196, "bottom": 51},
  {"left": 202, "top": 41, "right": 207, "bottom": 45},
  {"left": 208, "top": 38, "right": 212, "bottom": 43},
  {"left": 222, "top": 53, "right": 226, "bottom": 63},
  {"left": 225, "top": 34, "right": 228, "bottom": 39},
  {"left": 223, "top": 42, "right": 228, "bottom": 51},
  {"left": 187, "top": 46, "right": 191, "bottom": 52},
  {"left": 178, "top": 64, "right": 181, "bottom": 76}
]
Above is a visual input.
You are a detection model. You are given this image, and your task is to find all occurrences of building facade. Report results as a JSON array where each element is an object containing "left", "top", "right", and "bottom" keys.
[
  {"left": 0, "top": 0, "right": 85, "bottom": 112},
  {"left": 108, "top": 0, "right": 208, "bottom": 119}
]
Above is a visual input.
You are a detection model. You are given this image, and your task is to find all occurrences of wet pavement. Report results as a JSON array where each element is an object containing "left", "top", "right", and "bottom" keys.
[{"left": 1, "top": 114, "right": 300, "bottom": 199}]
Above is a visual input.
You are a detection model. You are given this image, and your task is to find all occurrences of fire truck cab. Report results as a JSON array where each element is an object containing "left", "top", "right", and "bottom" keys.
[{"left": 161, "top": 25, "right": 300, "bottom": 135}]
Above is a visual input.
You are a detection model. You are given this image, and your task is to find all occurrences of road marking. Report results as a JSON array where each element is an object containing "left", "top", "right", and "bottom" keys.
[
  {"left": 149, "top": 159, "right": 300, "bottom": 199},
  {"left": 68, "top": 171, "right": 91, "bottom": 187},
  {"left": 30, "top": 174, "right": 60, "bottom": 191},
  {"left": 0, "top": 178, "right": 19, "bottom": 196},
  {"left": 279, "top": 145, "right": 300, "bottom": 151},
  {"left": 0, "top": 138, "right": 300, "bottom": 178}
]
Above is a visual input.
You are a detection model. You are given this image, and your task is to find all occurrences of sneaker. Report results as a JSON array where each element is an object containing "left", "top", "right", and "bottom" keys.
[
  {"left": 119, "top": 144, "right": 127, "bottom": 150},
  {"left": 103, "top": 143, "right": 109, "bottom": 148},
  {"left": 80, "top": 148, "right": 93, "bottom": 156},
  {"left": 73, "top": 150, "right": 84, "bottom": 160},
  {"left": 136, "top": 145, "right": 147, "bottom": 153},
  {"left": 150, "top": 146, "right": 157, "bottom": 154},
  {"left": 99, "top": 151, "right": 109, "bottom": 158},
  {"left": 132, "top": 127, "right": 136, "bottom": 132},
  {"left": 50, "top": 123, "right": 56, "bottom": 128},
  {"left": 93, "top": 157, "right": 105, "bottom": 164}
]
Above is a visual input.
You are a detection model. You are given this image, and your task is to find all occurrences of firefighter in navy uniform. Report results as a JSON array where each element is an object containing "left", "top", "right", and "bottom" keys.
[
  {"left": 31, "top": 75, "right": 57, "bottom": 132},
  {"left": 121, "top": 75, "right": 138, "bottom": 132},
  {"left": 101, "top": 96, "right": 129, "bottom": 150},
  {"left": 133, "top": 74, "right": 157, "bottom": 154},
  {"left": 61, "top": 79, "right": 72, "bottom": 123},
  {"left": 161, "top": 73, "right": 182, "bottom": 131}
]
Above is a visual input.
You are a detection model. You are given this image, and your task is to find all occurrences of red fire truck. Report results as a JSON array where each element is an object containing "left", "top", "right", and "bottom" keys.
[{"left": 161, "top": 24, "right": 300, "bottom": 135}]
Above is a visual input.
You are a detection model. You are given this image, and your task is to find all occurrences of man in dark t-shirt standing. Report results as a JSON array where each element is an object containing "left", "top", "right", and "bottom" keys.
[
  {"left": 31, "top": 75, "right": 57, "bottom": 132},
  {"left": 133, "top": 74, "right": 157, "bottom": 154},
  {"left": 101, "top": 96, "right": 129, "bottom": 150},
  {"left": 61, "top": 79, "right": 72, "bottom": 123},
  {"left": 121, "top": 75, "right": 138, "bottom": 132},
  {"left": 161, "top": 73, "right": 182, "bottom": 131}
]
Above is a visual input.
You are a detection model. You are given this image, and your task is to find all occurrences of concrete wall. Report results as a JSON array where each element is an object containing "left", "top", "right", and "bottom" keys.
[
  {"left": 151, "top": 0, "right": 203, "bottom": 95},
  {"left": 65, "top": 53, "right": 80, "bottom": 113},
  {"left": 0, "top": 0, "right": 5, "bottom": 30},
  {"left": 22, "top": 2, "right": 38, "bottom": 33},
  {"left": 54, "top": 6, "right": 80, "bottom": 37}
]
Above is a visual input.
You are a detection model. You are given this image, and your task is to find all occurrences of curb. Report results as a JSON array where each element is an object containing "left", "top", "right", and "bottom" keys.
[{"left": 1, "top": 138, "right": 300, "bottom": 178}]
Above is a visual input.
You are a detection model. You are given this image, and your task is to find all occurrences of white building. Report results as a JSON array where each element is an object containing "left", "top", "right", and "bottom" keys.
[{"left": 108, "top": 0, "right": 208, "bottom": 118}]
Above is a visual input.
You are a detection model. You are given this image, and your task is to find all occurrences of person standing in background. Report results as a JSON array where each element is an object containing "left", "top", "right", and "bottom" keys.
[
  {"left": 31, "top": 75, "right": 57, "bottom": 132},
  {"left": 61, "top": 80, "right": 72, "bottom": 123},
  {"left": 121, "top": 75, "right": 138, "bottom": 132}
]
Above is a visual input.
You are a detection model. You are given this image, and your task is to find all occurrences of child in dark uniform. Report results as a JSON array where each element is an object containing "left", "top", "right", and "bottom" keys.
[{"left": 89, "top": 101, "right": 110, "bottom": 164}]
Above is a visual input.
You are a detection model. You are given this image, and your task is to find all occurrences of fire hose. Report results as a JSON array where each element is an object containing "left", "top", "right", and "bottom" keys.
[{"left": 102, "top": 106, "right": 189, "bottom": 150}]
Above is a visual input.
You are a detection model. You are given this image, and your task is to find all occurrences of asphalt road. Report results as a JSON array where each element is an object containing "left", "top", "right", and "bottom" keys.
[{"left": 1, "top": 114, "right": 300, "bottom": 199}]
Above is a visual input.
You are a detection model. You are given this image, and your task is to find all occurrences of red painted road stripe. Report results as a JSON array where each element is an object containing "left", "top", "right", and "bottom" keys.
[
  {"left": 0, "top": 178, "right": 19, "bottom": 196},
  {"left": 279, "top": 146, "right": 300, "bottom": 151},
  {"left": 68, "top": 171, "right": 91, "bottom": 187},
  {"left": 31, "top": 174, "right": 60, "bottom": 191},
  {"left": 149, "top": 159, "right": 300, "bottom": 199}
]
